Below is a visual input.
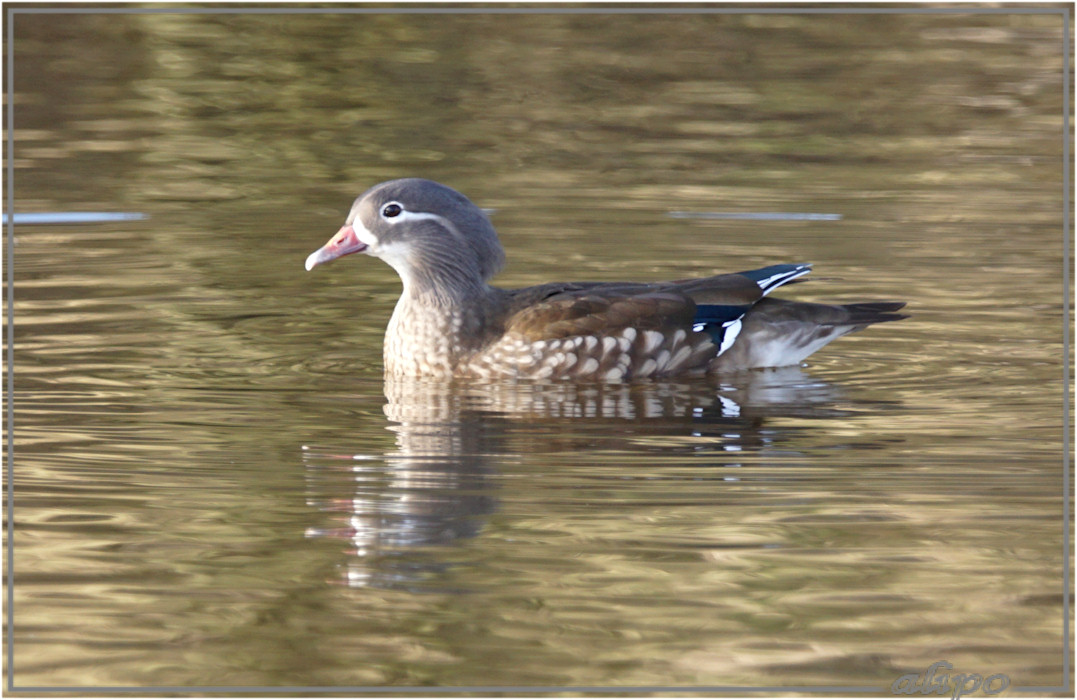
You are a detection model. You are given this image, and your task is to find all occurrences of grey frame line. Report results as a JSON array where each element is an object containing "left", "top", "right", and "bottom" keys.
[
  {"left": 4, "top": 5, "right": 1071, "bottom": 13},
  {"left": 4, "top": 3, "right": 13, "bottom": 697},
  {"left": 1063, "top": 8, "right": 1072, "bottom": 698},
  {"left": 8, "top": 685, "right": 888, "bottom": 694},
  {"left": 4, "top": 3, "right": 1072, "bottom": 696}
]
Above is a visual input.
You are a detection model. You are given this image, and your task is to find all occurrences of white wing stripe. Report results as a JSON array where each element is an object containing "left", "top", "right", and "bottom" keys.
[
  {"left": 755, "top": 265, "right": 812, "bottom": 295},
  {"left": 717, "top": 318, "right": 742, "bottom": 355}
]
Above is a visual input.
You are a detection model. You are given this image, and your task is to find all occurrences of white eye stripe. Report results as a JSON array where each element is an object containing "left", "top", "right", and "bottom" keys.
[{"left": 384, "top": 210, "right": 463, "bottom": 238}]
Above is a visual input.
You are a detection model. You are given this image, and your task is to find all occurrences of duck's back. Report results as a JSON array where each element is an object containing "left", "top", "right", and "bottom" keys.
[{"left": 461, "top": 264, "right": 904, "bottom": 380}]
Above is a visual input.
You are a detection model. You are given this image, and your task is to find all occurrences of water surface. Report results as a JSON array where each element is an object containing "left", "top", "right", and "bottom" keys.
[{"left": 8, "top": 9, "right": 1069, "bottom": 693}]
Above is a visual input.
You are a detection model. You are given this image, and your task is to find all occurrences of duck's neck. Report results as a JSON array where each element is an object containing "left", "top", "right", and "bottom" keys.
[{"left": 383, "top": 281, "right": 506, "bottom": 378}]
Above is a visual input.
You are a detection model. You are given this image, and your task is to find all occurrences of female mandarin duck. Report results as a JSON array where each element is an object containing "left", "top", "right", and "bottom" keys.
[{"left": 305, "top": 178, "right": 906, "bottom": 380}]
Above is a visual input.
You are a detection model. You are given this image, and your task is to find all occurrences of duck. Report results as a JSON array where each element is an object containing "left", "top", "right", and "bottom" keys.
[{"left": 305, "top": 178, "right": 907, "bottom": 380}]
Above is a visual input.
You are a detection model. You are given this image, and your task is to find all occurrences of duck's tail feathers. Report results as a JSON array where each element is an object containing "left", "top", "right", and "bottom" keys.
[{"left": 709, "top": 298, "right": 908, "bottom": 371}]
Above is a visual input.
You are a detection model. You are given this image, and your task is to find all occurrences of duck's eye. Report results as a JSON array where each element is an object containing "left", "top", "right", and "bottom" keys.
[{"left": 381, "top": 203, "right": 403, "bottom": 218}]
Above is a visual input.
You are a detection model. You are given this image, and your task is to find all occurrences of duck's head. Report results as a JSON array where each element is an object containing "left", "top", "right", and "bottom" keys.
[{"left": 305, "top": 179, "right": 505, "bottom": 297}]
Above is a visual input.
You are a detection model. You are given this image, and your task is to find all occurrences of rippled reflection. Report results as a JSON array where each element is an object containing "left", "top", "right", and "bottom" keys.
[{"left": 304, "top": 368, "right": 897, "bottom": 591}]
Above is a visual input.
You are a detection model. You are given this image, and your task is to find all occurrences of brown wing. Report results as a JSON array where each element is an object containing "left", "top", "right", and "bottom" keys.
[
  {"left": 504, "top": 268, "right": 775, "bottom": 342},
  {"left": 504, "top": 287, "right": 696, "bottom": 342},
  {"left": 489, "top": 284, "right": 715, "bottom": 379},
  {"left": 502, "top": 271, "right": 771, "bottom": 342},
  {"left": 672, "top": 272, "right": 771, "bottom": 305}
]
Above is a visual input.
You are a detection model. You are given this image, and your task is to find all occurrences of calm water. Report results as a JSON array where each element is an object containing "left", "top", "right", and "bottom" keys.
[{"left": 7, "top": 9, "right": 1069, "bottom": 693}]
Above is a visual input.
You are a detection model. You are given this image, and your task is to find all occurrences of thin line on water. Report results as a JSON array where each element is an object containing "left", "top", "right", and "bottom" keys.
[
  {"left": 2, "top": 212, "right": 147, "bottom": 225},
  {"left": 668, "top": 211, "right": 843, "bottom": 221}
]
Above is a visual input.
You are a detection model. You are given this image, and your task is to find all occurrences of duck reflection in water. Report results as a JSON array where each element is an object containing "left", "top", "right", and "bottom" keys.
[{"left": 303, "top": 368, "right": 878, "bottom": 591}]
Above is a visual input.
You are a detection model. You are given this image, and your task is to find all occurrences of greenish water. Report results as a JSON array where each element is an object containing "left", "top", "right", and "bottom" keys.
[{"left": 7, "top": 9, "right": 1069, "bottom": 693}]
